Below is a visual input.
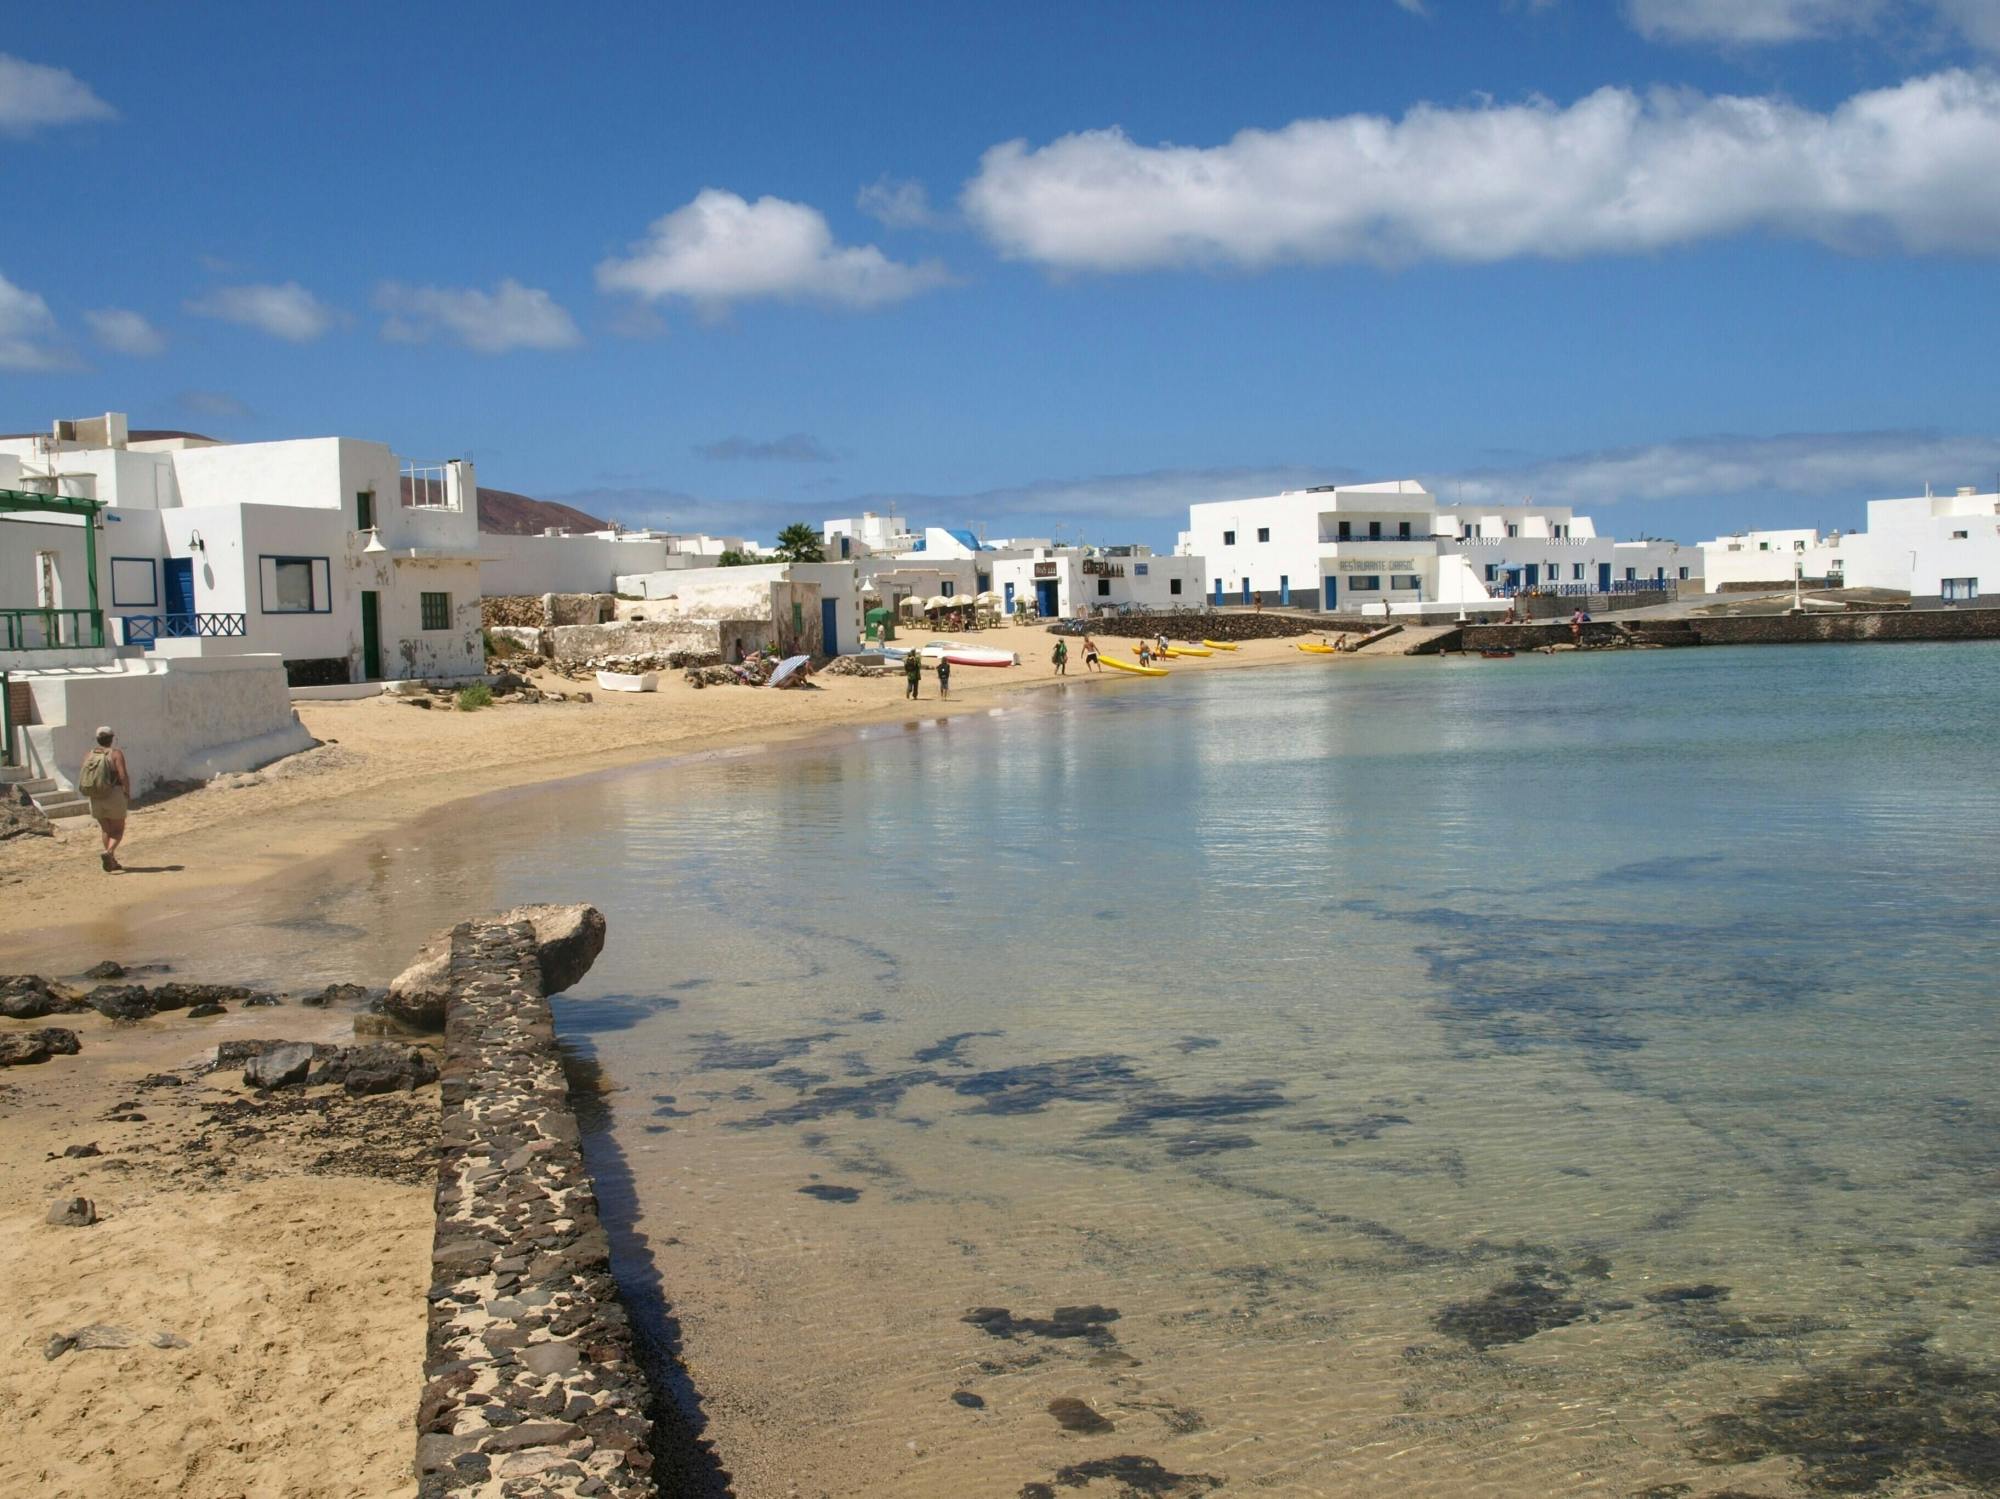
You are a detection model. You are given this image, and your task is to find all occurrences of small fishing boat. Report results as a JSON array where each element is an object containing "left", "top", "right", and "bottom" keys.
[
  {"left": 1200, "top": 639, "right": 1240, "bottom": 651},
  {"left": 1478, "top": 648, "right": 1516, "bottom": 660},
  {"left": 595, "top": 669, "right": 659, "bottom": 692},
  {"left": 1100, "top": 655, "right": 1169, "bottom": 677},
  {"left": 878, "top": 642, "right": 1018, "bottom": 667}
]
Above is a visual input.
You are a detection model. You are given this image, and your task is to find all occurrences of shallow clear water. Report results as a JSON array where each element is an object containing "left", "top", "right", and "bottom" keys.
[{"left": 66, "top": 644, "right": 2000, "bottom": 1496}]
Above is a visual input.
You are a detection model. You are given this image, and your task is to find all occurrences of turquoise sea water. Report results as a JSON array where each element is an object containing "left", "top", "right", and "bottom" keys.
[{"left": 68, "top": 643, "right": 2000, "bottom": 1496}]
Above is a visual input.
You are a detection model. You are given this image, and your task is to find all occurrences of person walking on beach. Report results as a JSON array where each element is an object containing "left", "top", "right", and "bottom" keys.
[
  {"left": 936, "top": 655, "right": 952, "bottom": 699},
  {"left": 904, "top": 649, "right": 922, "bottom": 699},
  {"left": 1052, "top": 639, "right": 1068, "bottom": 676},
  {"left": 1082, "top": 636, "right": 1100, "bottom": 671},
  {"left": 79, "top": 726, "right": 131, "bottom": 873},
  {"left": 1570, "top": 608, "right": 1587, "bottom": 646}
]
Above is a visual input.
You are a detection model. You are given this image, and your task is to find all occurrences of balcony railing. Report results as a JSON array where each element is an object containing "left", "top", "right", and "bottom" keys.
[
  {"left": 1488, "top": 579, "right": 1673, "bottom": 599},
  {"left": 1, "top": 607, "right": 104, "bottom": 652},
  {"left": 122, "top": 612, "right": 249, "bottom": 646}
]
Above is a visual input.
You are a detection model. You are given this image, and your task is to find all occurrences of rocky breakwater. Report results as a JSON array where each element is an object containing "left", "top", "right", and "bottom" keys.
[{"left": 404, "top": 904, "right": 657, "bottom": 1498}]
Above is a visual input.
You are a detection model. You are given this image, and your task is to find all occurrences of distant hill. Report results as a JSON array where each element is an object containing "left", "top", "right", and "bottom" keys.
[{"left": 476, "top": 487, "right": 610, "bottom": 536}]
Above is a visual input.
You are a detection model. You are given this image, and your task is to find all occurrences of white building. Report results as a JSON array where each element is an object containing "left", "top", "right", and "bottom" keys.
[
  {"left": 1840, "top": 487, "right": 2000, "bottom": 605},
  {"left": 986, "top": 543, "right": 1205, "bottom": 619},
  {"left": 1699, "top": 529, "right": 1852, "bottom": 592},
  {"left": 481, "top": 528, "right": 760, "bottom": 597},
  {"left": 1186, "top": 481, "right": 1698, "bottom": 616},
  {"left": 614, "top": 560, "right": 868, "bottom": 655},
  {"left": 822, "top": 511, "right": 913, "bottom": 558},
  {"left": 0, "top": 414, "right": 486, "bottom": 686}
]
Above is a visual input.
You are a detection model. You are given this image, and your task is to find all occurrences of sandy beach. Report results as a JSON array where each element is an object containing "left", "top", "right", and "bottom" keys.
[
  {"left": 0, "top": 623, "right": 1381, "bottom": 1497},
  {"left": 0, "top": 999, "right": 434, "bottom": 1499}
]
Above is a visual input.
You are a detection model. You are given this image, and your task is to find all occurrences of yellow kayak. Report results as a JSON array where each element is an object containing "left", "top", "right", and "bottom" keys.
[
  {"left": 1200, "top": 639, "right": 1240, "bottom": 651},
  {"left": 1101, "top": 655, "right": 1169, "bottom": 677},
  {"left": 1163, "top": 645, "right": 1212, "bottom": 658},
  {"left": 1296, "top": 642, "right": 1338, "bottom": 654}
]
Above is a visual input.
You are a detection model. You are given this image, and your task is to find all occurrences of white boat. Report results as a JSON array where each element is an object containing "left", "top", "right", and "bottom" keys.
[
  {"left": 879, "top": 641, "right": 1018, "bottom": 668},
  {"left": 595, "top": 669, "right": 659, "bottom": 692}
]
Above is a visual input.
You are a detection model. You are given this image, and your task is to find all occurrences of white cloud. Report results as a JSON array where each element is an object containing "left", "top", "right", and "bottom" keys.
[
  {"left": 0, "top": 270, "right": 74, "bottom": 370},
  {"left": 857, "top": 175, "right": 945, "bottom": 229},
  {"left": 1628, "top": 0, "right": 2000, "bottom": 50},
  {"left": 1434, "top": 430, "right": 2000, "bottom": 508},
  {"left": 0, "top": 53, "right": 115, "bottom": 135},
  {"left": 376, "top": 278, "right": 582, "bottom": 353},
  {"left": 695, "top": 434, "right": 836, "bottom": 463},
  {"left": 185, "top": 281, "right": 336, "bottom": 342},
  {"left": 962, "top": 70, "right": 2000, "bottom": 271},
  {"left": 1395, "top": 0, "right": 1432, "bottom": 16},
  {"left": 597, "top": 189, "right": 952, "bottom": 312},
  {"left": 84, "top": 307, "right": 165, "bottom": 357}
]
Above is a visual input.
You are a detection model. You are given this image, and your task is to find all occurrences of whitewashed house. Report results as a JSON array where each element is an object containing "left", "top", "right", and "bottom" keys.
[
  {"left": 1186, "top": 481, "right": 1699, "bottom": 616},
  {"left": 0, "top": 413, "right": 486, "bottom": 687},
  {"left": 1839, "top": 487, "right": 2000, "bottom": 605},
  {"left": 986, "top": 543, "right": 1205, "bottom": 619},
  {"left": 0, "top": 413, "right": 487, "bottom": 801},
  {"left": 480, "top": 527, "right": 763, "bottom": 596}
]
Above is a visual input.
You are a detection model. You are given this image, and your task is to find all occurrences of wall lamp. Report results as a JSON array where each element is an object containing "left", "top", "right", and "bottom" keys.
[{"left": 187, "top": 530, "right": 206, "bottom": 553}]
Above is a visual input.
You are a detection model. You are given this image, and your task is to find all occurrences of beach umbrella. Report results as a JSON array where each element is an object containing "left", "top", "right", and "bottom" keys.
[
  {"left": 926, "top": 595, "right": 953, "bottom": 611},
  {"left": 898, "top": 596, "right": 922, "bottom": 614},
  {"left": 768, "top": 654, "right": 810, "bottom": 687}
]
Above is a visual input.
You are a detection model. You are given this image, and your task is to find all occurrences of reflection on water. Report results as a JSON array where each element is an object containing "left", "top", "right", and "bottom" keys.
[{"left": 63, "top": 643, "right": 2000, "bottom": 1496}]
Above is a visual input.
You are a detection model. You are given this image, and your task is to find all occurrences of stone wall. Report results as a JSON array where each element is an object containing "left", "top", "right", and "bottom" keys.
[
  {"left": 417, "top": 915, "right": 655, "bottom": 1498},
  {"left": 481, "top": 595, "right": 617, "bottom": 630},
  {"left": 1462, "top": 607, "right": 2000, "bottom": 653}
]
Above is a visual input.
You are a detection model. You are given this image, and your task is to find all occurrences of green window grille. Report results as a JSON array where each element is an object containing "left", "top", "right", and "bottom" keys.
[{"left": 421, "top": 592, "right": 450, "bottom": 630}]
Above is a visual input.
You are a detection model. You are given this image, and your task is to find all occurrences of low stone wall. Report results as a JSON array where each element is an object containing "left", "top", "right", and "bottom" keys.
[
  {"left": 549, "top": 619, "right": 723, "bottom": 668},
  {"left": 1463, "top": 607, "right": 2000, "bottom": 653},
  {"left": 417, "top": 916, "right": 654, "bottom": 1498},
  {"left": 482, "top": 595, "right": 617, "bottom": 630}
]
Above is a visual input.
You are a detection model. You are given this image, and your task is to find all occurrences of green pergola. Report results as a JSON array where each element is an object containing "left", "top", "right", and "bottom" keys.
[{"left": 1, "top": 486, "right": 105, "bottom": 653}]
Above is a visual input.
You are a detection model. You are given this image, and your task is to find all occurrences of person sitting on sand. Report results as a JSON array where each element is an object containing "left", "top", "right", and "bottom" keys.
[{"left": 79, "top": 726, "right": 131, "bottom": 873}]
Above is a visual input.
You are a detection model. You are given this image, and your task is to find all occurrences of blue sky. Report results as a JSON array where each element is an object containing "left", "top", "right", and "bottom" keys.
[{"left": 4, "top": 0, "right": 1999, "bottom": 548}]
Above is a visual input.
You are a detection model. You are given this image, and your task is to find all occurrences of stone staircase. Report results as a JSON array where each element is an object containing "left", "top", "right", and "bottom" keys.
[{"left": 0, "top": 763, "right": 90, "bottom": 820}]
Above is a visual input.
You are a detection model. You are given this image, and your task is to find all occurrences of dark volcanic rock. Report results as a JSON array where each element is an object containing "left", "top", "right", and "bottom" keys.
[
  {"left": 1048, "top": 1396, "right": 1115, "bottom": 1434},
  {"left": 310, "top": 1042, "right": 439, "bottom": 1094},
  {"left": 87, "top": 985, "right": 156, "bottom": 1022},
  {"left": 186, "top": 1003, "right": 227, "bottom": 1018},
  {"left": 244, "top": 1042, "right": 318, "bottom": 1090},
  {"left": 964, "top": 1305, "right": 1121, "bottom": 1344},
  {"left": 798, "top": 1183, "right": 862, "bottom": 1203},
  {"left": 0, "top": 975, "right": 86, "bottom": 1019},
  {"left": 0, "top": 1028, "right": 82, "bottom": 1066},
  {"left": 82, "top": 960, "right": 125, "bottom": 980}
]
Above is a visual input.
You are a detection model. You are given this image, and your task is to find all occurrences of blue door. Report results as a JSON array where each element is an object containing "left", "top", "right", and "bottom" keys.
[
  {"left": 1036, "top": 579, "right": 1059, "bottom": 616},
  {"left": 1525, "top": 564, "right": 1539, "bottom": 587},
  {"left": 1323, "top": 577, "right": 1338, "bottom": 612},
  {"left": 1213, "top": 578, "right": 1224, "bottom": 605},
  {"left": 1003, "top": 581, "right": 1015, "bottom": 615},
  {"left": 820, "top": 598, "right": 838, "bottom": 655},
  {"left": 1597, "top": 562, "right": 1612, "bottom": 591},
  {"left": 163, "top": 557, "right": 195, "bottom": 617},
  {"left": 1279, "top": 574, "right": 1290, "bottom": 606},
  {"left": 1241, "top": 579, "right": 1251, "bottom": 604}
]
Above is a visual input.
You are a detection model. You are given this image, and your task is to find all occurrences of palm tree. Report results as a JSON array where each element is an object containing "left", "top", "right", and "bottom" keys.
[{"left": 774, "top": 523, "right": 826, "bottom": 563}]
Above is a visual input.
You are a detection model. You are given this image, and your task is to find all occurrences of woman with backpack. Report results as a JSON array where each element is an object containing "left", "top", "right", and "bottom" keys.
[{"left": 79, "top": 726, "right": 131, "bottom": 872}]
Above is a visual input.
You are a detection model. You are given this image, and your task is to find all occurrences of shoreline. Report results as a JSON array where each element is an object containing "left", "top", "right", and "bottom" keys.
[{"left": 0, "top": 626, "right": 1374, "bottom": 966}]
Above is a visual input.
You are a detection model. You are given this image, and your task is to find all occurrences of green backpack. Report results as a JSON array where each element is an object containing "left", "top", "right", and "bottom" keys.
[{"left": 80, "top": 749, "right": 117, "bottom": 793}]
